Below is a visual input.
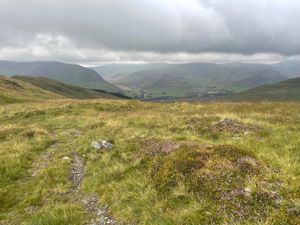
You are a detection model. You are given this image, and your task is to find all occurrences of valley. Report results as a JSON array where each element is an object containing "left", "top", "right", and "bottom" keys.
[
  {"left": 0, "top": 64, "right": 300, "bottom": 224},
  {"left": 0, "top": 61, "right": 300, "bottom": 225},
  {"left": 2, "top": 1, "right": 300, "bottom": 224},
  {"left": 93, "top": 61, "right": 300, "bottom": 100},
  {"left": 2, "top": 60, "right": 300, "bottom": 102},
  {"left": 0, "top": 73, "right": 299, "bottom": 224}
]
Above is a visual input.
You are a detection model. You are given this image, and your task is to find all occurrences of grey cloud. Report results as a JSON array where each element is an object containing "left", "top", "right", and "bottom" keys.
[{"left": 0, "top": 0, "right": 299, "bottom": 63}]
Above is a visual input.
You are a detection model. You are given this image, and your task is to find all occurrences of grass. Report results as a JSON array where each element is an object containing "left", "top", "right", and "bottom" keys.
[
  {"left": 0, "top": 76, "right": 63, "bottom": 105},
  {"left": 0, "top": 99, "right": 299, "bottom": 224},
  {"left": 13, "top": 76, "right": 118, "bottom": 100},
  {"left": 224, "top": 77, "right": 300, "bottom": 101}
]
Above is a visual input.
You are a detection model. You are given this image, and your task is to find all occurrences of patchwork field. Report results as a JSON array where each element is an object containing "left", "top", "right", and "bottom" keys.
[{"left": 0, "top": 100, "right": 299, "bottom": 224}]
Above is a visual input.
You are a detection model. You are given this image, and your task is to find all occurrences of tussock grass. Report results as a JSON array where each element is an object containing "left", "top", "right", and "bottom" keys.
[{"left": 0, "top": 99, "right": 299, "bottom": 224}]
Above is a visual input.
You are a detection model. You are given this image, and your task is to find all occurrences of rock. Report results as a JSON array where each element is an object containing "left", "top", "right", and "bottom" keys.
[
  {"left": 81, "top": 196, "right": 98, "bottom": 211},
  {"left": 63, "top": 156, "right": 71, "bottom": 161},
  {"left": 91, "top": 140, "right": 113, "bottom": 151}
]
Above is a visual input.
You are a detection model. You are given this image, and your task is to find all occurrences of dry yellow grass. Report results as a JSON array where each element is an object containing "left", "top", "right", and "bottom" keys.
[{"left": 0, "top": 99, "right": 299, "bottom": 224}]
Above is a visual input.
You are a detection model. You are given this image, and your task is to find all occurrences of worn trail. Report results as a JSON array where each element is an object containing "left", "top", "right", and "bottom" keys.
[{"left": 70, "top": 153, "right": 119, "bottom": 225}]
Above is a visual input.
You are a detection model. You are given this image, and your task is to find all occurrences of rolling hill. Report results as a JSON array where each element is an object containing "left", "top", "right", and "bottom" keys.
[
  {"left": 224, "top": 77, "right": 300, "bottom": 101},
  {"left": 0, "top": 61, "right": 121, "bottom": 93},
  {"left": 0, "top": 75, "right": 63, "bottom": 104},
  {"left": 13, "top": 76, "right": 118, "bottom": 100},
  {"left": 94, "top": 63, "right": 285, "bottom": 98},
  {"left": 0, "top": 75, "right": 122, "bottom": 104}
]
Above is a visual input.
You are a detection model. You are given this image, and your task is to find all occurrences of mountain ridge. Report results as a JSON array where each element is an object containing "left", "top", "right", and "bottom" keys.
[{"left": 0, "top": 60, "right": 121, "bottom": 93}]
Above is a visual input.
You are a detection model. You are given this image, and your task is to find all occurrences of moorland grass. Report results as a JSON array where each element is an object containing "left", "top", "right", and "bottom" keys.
[{"left": 0, "top": 99, "right": 299, "bottom": 224}]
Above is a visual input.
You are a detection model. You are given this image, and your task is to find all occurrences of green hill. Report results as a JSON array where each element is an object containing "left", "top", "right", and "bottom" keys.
[
  {"left": 93, "top": 63, "right": 286, "bottom": 99},
  {"left": 0, "top": 61, "right": 121, "bottom": 93},
  {"left": 14, "top": 76, "right": 117, "bottom": 100},
  {"left": 0, "top": 76, "right": 63, "bottom": 104},
  {"left": 224, "top": 77, "right": 300, "bottom": 101}
]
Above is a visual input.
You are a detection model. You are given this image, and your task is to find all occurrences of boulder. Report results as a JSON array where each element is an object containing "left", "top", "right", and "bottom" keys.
[{"left": 91, "top": 140, "right": 113, "bottom": 150}]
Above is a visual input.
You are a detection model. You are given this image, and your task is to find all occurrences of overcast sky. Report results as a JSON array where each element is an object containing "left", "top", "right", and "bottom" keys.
[{"left": 1, "top": 0, "right": 300, "bottom": 65}]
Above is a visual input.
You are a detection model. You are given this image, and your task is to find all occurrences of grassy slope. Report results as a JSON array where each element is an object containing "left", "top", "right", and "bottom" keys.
[
  {"left": 0, "top": 76, "right": 63, "bottom": 104},
  {"left": 13, "top": 76, "right": 117, "bottom": 100},
  {"left": 0, "top": 61, "right": 122, "bottom": 93},
  {"left": 0, "top": 99, "right": 299, "bottom": 225},
  {"left": 225, "top": 77, "right": 300, "bottom": 101}
]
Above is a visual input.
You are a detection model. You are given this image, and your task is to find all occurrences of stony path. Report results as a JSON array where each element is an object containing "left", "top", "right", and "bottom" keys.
[
  {"left": 82, "top": 196, "right": 118, "bottom": 225},
  {"left": 70, "top": 153, "right": 120, "bottom": 225},
  {"left": 70, "top": 153, "right": 84, "bottom": 192}
]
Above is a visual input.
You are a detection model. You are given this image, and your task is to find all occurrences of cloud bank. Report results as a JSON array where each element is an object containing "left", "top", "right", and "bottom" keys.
[{"left": 0, "top": 0, "right": 300, "bottom": 64}]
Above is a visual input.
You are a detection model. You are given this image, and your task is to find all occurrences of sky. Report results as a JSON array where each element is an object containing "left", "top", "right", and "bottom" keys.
[{"left": 1, "top": 0, "right": 300, "bottom": 65}]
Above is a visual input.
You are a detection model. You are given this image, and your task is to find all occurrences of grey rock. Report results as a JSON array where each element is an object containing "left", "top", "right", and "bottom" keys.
[{"left": 91, "top": 140, "right": 113, "bottom": 151}]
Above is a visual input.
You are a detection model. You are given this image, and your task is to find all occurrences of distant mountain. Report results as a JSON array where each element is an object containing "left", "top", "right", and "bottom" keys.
[
  {"left": 223, "top": 77, "right": 300, "bottom": 101},
  {"left": 91, "top": 63, "right": 169, "bottom": 80},
  {"left": 95, "top": 63, "right": 285, "bottom": 98},
  {"left": 13, "top": 76, "right": 117, "bottom": 100},
  {"left": 0, "top": 61, "right": 121, "bottom": 93},
  {"left": 272, "top": 61, "right": 300, "bottom": 78}
]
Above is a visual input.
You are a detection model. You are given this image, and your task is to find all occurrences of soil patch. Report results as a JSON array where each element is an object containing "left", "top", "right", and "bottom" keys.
[
  {"left": 144, "top": 139, "right": 182, "bottom": 156},
  {"left": 207, "top": 118, "right": 260, "bottom": 134}
]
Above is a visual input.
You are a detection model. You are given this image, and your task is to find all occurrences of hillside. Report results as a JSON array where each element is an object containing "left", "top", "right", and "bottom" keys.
[
  {"left": 272, "top": 61, "right": 300, "bottom": 78},
  {"left": 0, "top": 76, "right": 63, "bottom": 104},
  {"left": 99, "top": 63, "right": 285, "bottom": 98},
  {"left": 0, "top": 99, "right": 299, "bottom": 224},
  {"left": 14, "top": 76, "right": 117, "bottom": 100},
  {"left": 224, "top": 77, "right": 300, "bottom": 101},
  {"left": 0, "top": 61, "right": 121, "bottom": 93}
]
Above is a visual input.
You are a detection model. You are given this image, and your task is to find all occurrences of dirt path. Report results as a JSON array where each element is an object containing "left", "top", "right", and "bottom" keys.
[
  {"left": 70, "top": 153, "right": 84, "bottom": 192},
  {"left": 70, "top": 153, "right": 119, "bottom": 225},
  {"left": 30, "top": 142, "right": 59, "bottom": 177}
]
